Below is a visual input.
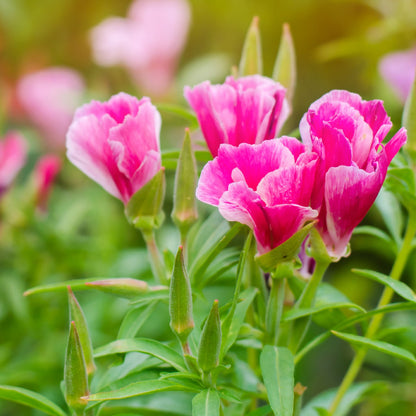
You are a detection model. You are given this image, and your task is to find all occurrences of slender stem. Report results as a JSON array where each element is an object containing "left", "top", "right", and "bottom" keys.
[
  {"left": 289, "top": 259, "right": 330, "bottom": 353},
  {"left": 329, "top": 213, "right": 416, "bottom": 415},
  {"left": 141, "top": 229, "right": 167, "bottom": 285},
  {"left": 265, "top": 278, "right": 286, "bottom": 345}
]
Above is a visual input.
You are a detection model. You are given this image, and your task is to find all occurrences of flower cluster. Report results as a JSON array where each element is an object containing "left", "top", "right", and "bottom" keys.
[{"left": 66, "top": 77, "right": 406, "bottom": 261}]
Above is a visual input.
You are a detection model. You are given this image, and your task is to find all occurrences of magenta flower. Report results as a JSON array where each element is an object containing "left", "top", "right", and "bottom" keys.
[
  {"left": 0, "top": 131, "right": 27, "bottom": 196},
  {"left": 17, "top": 67, "right": 85, "bottom": 150},
  {"left": 379, "top": 47, "right": 416, "bottom": 103},
  {"left": 184, "top": 75, "right": 289, "bottom": 157},
  {"left": 66, "top": 92, "right": 162, "bottom": 205},
  {"left": 300, "top": 90, "right": 407, "bottom": 258},
  {"left": 90, "top": 0, "right": 190, "bottom": 97},
  {"left": 196, "top": 138, "right": 318, "bottom": 255},
  {"left": 33, "top": 155, "right": 61, "bottom": 212}
]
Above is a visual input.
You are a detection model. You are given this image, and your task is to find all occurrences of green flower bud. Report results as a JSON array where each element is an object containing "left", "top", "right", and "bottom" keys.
[
  {"left": 85, "top": 278, "right": 151, "bottom": 299},
  {"left": 171, "top": 130, "right": 198, "bottom": 236},
  {"left": 169, "top": 246, "right": 194, "bottom": 343},
  {"left": 239, "top": 16, "right": 262, "bottom": 76},
  {"left": 198, "top": 300, "right": 221, "bottom": 372},
  {"left": 64, "top": 321, "right": 89, "bottom": 414}
]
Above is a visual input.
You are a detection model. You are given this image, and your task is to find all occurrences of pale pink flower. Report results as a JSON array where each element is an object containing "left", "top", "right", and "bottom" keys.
[
  {"left": 66, "top": 92, "right": 161, "bottom": 205},
  {"left": 33, "top": 155, "right": 61, "bottom": 212},
  {"left": 90, "top": 0, "right": 191, "bottom": 97},
  {"left": 17, "top": 67, "right": 85, "bottom": 149},
  {"left": 184, "top": 75, "right": 289, "bottom": 157},
  {"left": 196, "top": 138, "right": 318, "bottom": 255},
  {"left": 379, "top": 47, "right": 416, "bottom": 103},
  {"left": 0, "top": 131, "right": 27, "bottom": 196},
  {"left": 300, "top": 90, "right": 406, "bottom": 258}
]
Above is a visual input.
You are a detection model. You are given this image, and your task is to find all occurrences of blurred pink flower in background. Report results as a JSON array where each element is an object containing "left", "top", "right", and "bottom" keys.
[
  {"left": 33, "top": 155, "right": 61, "bottom": 212},
  {"left": 196, "top": 138, "right": 318, "bottom": 255},
  {"left": 379, "top": 47, "right": 416, "bottom": 103},
  {"left": 0, "top": 131, "right": 27, "bottom": 197},
  {"left": 300, "top": 90, "right": 406, "bottom": 258},
  {"left": 185, "top": 75, "right": 289, "bottom": 157},
  {"left": 66, "top": 92, "right": 162, "bottom": 205},
  {"left": 17, "top": 67, "right": 85, "bottom": 150},
  {"left": 90, "top": 0, "right": 191, "bottom": 97}
]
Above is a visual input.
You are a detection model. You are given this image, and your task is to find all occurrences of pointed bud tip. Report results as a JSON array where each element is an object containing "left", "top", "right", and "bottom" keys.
[
  {"left": 252, "top": 16, "right": 259, "bottom": 27},
  {"left": 67, "top": 285, "right": 74, "bottom": 295}
]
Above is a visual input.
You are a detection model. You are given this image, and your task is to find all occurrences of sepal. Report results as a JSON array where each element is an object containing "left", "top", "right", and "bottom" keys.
[{"left": 238, "top": 16, "right": 262, "bottom": 76}]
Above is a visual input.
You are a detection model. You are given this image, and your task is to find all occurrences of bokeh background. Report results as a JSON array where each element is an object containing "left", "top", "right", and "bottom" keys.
[{"left": 0, "top": 0, "right": 416, "bottom": 414}]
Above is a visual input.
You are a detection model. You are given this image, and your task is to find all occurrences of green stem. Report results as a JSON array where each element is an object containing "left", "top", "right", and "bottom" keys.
[
  {"left": 265, "top": 277, "right": 286, "bottom": 345},
  {"left": 329, "top": 213, "right": 416, "bottom": 415},
  {"left": 141, "top": 229, "right": 167, "bottom": 285},
  {"left": 289, "top": 259, "right": 330, "bottom": 353}
]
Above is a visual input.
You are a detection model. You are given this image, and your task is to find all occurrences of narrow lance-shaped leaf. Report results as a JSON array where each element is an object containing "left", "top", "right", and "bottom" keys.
[
  {"left": 198, "top": 300, "right": 221, "bottom": 373},
  {"left": 169, "top": 246, "right": 194, "bottom": 344},
  {"left": 260, "top": 346, "right": 294, "bottom": 416},
  {"left": 68, "top": 287, "right": 96, "bottom": 377},
  {"left": 402, "top": 69, "right": 416, "bottom": 160},
  {"left": 272, "top": 23, "right": 296, "bottom": 106},
  {"left": 172, "top": 129, "right": 198, "bottom": 237},
  {"left": 64, "top": 321, "right": 89, "bottom": 415},
  {"left": 192, "top": 389, "right": 221, "bottom": 416},
  {"left": 239, "top": 16, "right": 262, "bottom": 76}
]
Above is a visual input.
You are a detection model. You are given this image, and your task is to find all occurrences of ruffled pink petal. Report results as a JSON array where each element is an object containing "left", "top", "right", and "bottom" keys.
[
  {"left": 107, "top": 101, "right": 161, "bottom": 179},
  {"left": 184, "top": 82, "right": 236, "bottom": 156},
  {"left": 383, "top": 127, "right": 407, "bottom": 164},
  {"left": 66, "top": 114, "right": 123, "bottom": 200},
  {"left": 130, "top": 150, "right": 162, "bottom": 193},
  {"left": 278, "top": 136, "right": 306, "bottom": 161},
  {"left": 257, "top": 157, "right": 317, "bottom": 207},
  {"left": 323, "top": 165, "right": 384, "bottom": 258}
]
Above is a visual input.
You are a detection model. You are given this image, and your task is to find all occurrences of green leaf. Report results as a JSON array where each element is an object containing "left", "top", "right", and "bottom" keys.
[
  {"left": 24, "top": 277, "right": 108, "bottom": 296},
  {"left": 239, "top": 16, "right": 262, "bottom": 76},
  {"left": 0, "top": 385, "right": 66, "bottom": 416},
  {"left": 247, "top": 405, "right": 272, "bottom": 416},
  {"left": 300, "top": 381, "right": 386, "bottom": 416},
  {"left": 352, "top": 269, "right": 416, "bottom": 302},
  {"left": 384, "top": 166, "right": 416, "bottom": 212},
  {"left": 157, "top": 103, "right": 199, "bottom": 129},
  {"left": 283, "top": 302, "right": 365, "bottom": 322},
  {"left": 94, "top": 338, "right": 187, "bottom": 372},
  {"left": 87, "top": 379, "right": 198, "bottom": 402},
  {"left": 332, "top": 331, "right": 416, "bottom": 365},
  {"left": 221, "top": 287, "right": 258, "bottom": 358},
  {"left": 353, "top": 225, "right": 395, "bottom": 250},
  {"left": 260, "top": 346, "right": 294, "bottom": 416},
  {"left": 129, "top": 288, "right": 169, "bottom": 305},
  {"left": 272, "top": 23, "right": 296, "bottom": 105},
  {"left": 189, "top": 221, "right": 243, "bottom": 283},
  {"left": 402, "top": 68, "right": 416, "bottom": 157},
  {"left": 192, "top": 389, "right": 221, "bottom": 416},
  {"left": 375, "top": 188, "right": 403, "bottom": 244},
  {"left": 118, "top": 301, "right": 158, "bottom": 339}
]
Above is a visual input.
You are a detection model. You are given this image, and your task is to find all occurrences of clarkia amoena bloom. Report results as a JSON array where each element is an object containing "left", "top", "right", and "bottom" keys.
[
  {"left": 17, "top": 67, "right": 85, "bottom": 149},
  {"left": 379, "top": 47, "right": 416, "bottom": 103},
  {"left": 300, "top": 90, "right": 407, "bottom": 258},
  {"left": 0, "top": 131, "right": 27, "bottom": 196},
  {"left": 184, "top": 75, "right": 289, "bottom": 157},
  {"left": 196, "top": 138, "right": 318, "bottom": 255},
  {"left": 66, "top": 92, "right": 161, "bottom": 205}
]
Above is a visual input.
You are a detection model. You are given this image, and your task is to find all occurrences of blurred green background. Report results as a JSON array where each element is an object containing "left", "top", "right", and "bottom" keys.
[{"left": 0, "top": 0, "right": 416, "bottom": 414}]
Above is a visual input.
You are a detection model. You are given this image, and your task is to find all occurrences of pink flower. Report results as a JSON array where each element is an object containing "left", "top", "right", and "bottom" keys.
[
  {"left": 17, "top": 67, "right": 85, "bottom": 149},
  {"left": 300, "top": 90, "right": 407, "bottom": 258},
  {"left": 33, "top": 155, "right": 61, "bottom": 212},
  {"left": 66, "top": 92, "right": 162, "bottom": 205},
  {"left": 379, "top": 47, "right": 416, "bottom": 103},
  {"left": 90, "top": 0, "right": 190, "bottom": 97},
  {"left": 0, "top": 131, "right": 27, "bottom": 196},
  {"left": 184, "top": 75, "right": 289, "bottom": 157},
  {"left": 196, "top": 138, "right": 318, "bottom": 255}
]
